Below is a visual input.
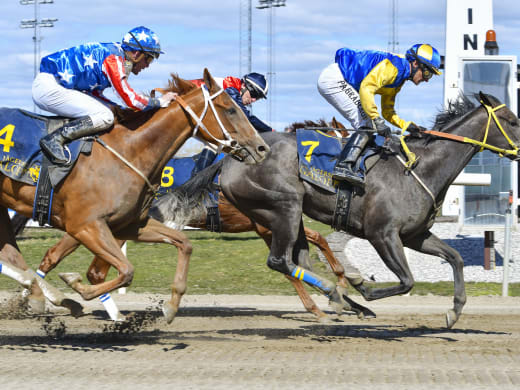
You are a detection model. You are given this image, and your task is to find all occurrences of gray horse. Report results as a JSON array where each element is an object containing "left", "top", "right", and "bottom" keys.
[{"left": 155, "top": 92, "right": 520, "bottom": 328}]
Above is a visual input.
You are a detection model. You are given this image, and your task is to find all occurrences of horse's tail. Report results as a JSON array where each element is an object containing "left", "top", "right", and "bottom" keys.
[
  {"left": 149, "top": 159, "right": 224, "bottom": 228},
  {"left": 11, "top": 213, "right": 30, "bottom": 237}
]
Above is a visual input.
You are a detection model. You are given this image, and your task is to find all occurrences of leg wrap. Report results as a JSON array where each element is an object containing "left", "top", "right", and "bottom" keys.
[{"left": 291, "top": 266, "right": 335, "bottom": 295}]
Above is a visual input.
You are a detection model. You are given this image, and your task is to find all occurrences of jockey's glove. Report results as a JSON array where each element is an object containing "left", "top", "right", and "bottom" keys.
[
  {"left": 373, "top": 117, "right": 391, "bottom": 138},
  {"left": 159, "top": 92, "right": 178, "bottom": 107},
  {"left": 407, "top": 122, "right": 426, "bottom": 138}
]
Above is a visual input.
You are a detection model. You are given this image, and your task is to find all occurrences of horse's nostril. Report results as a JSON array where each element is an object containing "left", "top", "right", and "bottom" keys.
[
  {"left": 258, "top": 145, "right": 266, "bottom": 153},
  {"left": 230, "top": 140, "right": 238, "bottom": 148}
]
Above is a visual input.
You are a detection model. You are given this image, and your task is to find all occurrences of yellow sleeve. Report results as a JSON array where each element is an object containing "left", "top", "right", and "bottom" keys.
[
  {"left": 359, "top": 59, "right": 399, "bottom": 120},
  {"left": 380, "top": 86, "right": 410, "bottom": 129}
]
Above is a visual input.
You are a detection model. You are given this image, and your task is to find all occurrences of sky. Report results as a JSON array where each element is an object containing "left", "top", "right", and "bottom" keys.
[{"left": 1, "top": 0, "right": 519, "bottom": 155}]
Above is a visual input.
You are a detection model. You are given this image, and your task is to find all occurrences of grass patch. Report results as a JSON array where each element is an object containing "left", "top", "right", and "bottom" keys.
[{"left": 1, "top": 221, "right": 518, "bottom": 297}]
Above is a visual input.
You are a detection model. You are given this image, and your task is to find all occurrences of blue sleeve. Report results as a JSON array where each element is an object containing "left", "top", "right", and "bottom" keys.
[{"left": 225, "top": 87, "right": 273, "bottom": 133}]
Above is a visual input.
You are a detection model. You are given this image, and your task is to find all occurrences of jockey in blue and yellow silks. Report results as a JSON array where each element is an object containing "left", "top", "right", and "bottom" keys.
[
  {"left": 32, "top": 26, "right": 177, "bottom": 165},
  {"left": 317, "top": 43, "right": 442, "bottom": 187}
]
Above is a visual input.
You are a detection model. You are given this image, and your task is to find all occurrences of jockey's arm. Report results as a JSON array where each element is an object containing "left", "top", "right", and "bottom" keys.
[
  {"left": 380, "top": 87, "right": 411, "bottom": 130},
  {"left": 359, "top": 60, "right": 409, "bottom": 129},
  {"left": 89, "top": 89, "right": 119, "bottom": 108},
  {"left": 102, "top": 54, "right": 161, "bottom": 111}
]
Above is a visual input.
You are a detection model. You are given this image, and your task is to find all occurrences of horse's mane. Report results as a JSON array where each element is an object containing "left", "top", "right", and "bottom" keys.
[
  {"left": 284, "top": 119, "right": 330, "bottom": 133},
  {"left": 113, "top": 73, "right": 198, "bottom": 125},
  {"left": 432, "top": 94, "right": 477, "bottom": 131}
]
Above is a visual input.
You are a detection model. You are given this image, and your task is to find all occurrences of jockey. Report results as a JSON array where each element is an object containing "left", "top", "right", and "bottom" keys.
[
  {"left": 32, "top": 26, "right": 177, "bottom": 165},
  {"left": 317, "top": 43, "right": 442, "bottom": 187},
  {"left": 190, "top": 72, "right": 272, "bottom": 177}
]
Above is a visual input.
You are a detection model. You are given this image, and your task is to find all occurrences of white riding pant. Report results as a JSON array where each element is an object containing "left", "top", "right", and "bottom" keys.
[
  {"left": 32, "top": 72, "right": 114, "bottom": 130},
  {"left": 317, "top": 63, "right": 371, "bottom": 129}
]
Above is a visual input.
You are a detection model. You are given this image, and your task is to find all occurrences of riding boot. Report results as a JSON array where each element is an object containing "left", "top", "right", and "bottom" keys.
[
  {"left": 40, "top": 116, "right": 97, "bottom": 165},
  {"left": 332, "top": 130, "right": 371, "bottom": 187},
  {"left": 191, "top": 148, "right": 217, "bottom": 178}
]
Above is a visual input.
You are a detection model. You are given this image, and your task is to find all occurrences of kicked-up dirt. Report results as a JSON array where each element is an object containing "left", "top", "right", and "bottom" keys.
[{"left": 0, "top": 292, "right": 519, "bottom": 390}]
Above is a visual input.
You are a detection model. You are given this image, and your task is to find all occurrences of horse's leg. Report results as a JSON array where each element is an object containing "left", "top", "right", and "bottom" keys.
[
  {"left": 404, "top": 231, "right": 466, "bottom": 328},
  {"left": 85, "top": 242, "right": 127, "bottom": 321},
  {"left": 38, "top": 232, "right": 126, "bottom": 321},
  {"left": 38, "top": 233, "right": 81, "bottom": 275},
  {"left": 254, "top": 223, "right": 329, "bottom": 321},
  {"left": 285, "top": 275, "right": 329, "bottom": 321},
  {"left": 267, "top": 217, "right": 354, "bottom": 315},
  {"left": 351, "top": 229, "right": 416, "bottom": 300},
  {"left": 303, "top": 227, "right": 353, "bottom": 288},
  {"left": 113, "top": 218, "right": 192, "bottom": 324},
  {"left": 58, "top": 220, "right": 135, "bottom": 300},
  {"left": 0, "top": 207, "right": 82, "bottom": 316}
]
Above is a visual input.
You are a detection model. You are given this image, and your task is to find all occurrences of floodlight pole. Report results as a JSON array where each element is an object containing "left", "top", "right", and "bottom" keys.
[
  {"left": 256, "top": 0, "right": 286, "bottom": 127},
  {"left": 19, "top": 0, "right": 58, "bottom": 81}
]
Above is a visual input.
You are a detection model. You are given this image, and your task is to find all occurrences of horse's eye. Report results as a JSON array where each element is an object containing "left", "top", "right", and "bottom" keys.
[{"left": 227, "top": 108, "right": 237, "bottom": 115}]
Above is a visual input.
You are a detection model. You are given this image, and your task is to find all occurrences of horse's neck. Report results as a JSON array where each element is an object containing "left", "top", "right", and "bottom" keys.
[
  {"left": 413, "top": 110, "right": 485, "bottom": 197},
  {"left": 108, "top": 93, "right": 201, "bottom": 184}
]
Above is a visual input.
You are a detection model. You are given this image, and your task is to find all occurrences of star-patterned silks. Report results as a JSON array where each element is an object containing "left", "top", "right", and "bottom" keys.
[
  {"left": 57, "top": 68, "right": 74, "bottom": 84},
  {"left": 83, "top": 53, "right": 98, "bottom": 68}
]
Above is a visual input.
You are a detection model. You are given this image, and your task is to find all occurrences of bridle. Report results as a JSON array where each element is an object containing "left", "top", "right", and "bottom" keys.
[{"left": 174, "top": 85, "right": 250, "bottom": 160}]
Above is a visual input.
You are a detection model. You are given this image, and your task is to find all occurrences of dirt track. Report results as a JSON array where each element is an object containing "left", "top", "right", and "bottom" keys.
[{"left": 1, "top": 292, "right": 519, "bottom": 390}]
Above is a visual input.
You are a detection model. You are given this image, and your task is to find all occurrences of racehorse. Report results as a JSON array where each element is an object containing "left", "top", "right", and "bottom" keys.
[
  {"left": 154, "top": 92, "right": 520, "bottom": 328},
  {"left": 14, "top": 118, "right": 371, "bottom": 322},
  {"left": 0, "top": 69, "right": 269, "bottom": 322}
]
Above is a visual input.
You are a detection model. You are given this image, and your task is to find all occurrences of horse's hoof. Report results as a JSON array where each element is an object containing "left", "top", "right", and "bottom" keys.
[
  {"left": 329, "top": 288, "right": 351, "bottom": 314},
  {"left": 162, "top": 301, "right": 178, "bottom": 324},
  {"left": 59, "top": 272, "right": 82, "bottom": 288},
  {"left": 27, "top": 296, "right": 46, "bottom": 314},
  {"left": 113, "top": 313, "right": 127, "bottom": 322},
  {"left": 61, "top": 298, "right": 84, "bottom": 318},
  {"left": 446, "top": 309, "right": 457, "bottom": 329},
  {"left": 317, "top": 314, "right": 332, "bottom": 324},
  {"left": 345, "top": 273, "right": 364, "bottom": 287}
]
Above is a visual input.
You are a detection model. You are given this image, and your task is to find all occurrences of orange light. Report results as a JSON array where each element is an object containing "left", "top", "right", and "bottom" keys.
[{"left": 486, "top": 29, "right": 497, "bottom": 42}]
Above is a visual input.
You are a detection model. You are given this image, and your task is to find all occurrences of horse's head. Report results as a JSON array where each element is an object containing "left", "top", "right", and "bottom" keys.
[
  {"left": 477, "top": 92, "right": 520, "bottom": 161},
  {"left": 189, "top": 68, "right": 270, "bottom": 164}
]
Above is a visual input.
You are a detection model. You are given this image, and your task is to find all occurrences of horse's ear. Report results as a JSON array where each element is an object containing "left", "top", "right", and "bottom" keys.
[
  {"left": 203, "top": 68, "right": 221, "bottom": 94},
  {"left": 479, "top": 91, "right": 492, "bottom": 106},
  {"left": 331, "top": 117, "right": 338, "bottom": 128}
]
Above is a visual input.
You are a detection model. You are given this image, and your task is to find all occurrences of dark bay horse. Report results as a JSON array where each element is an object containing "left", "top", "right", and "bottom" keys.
[
  {"left": 155, "top": 92, "right": 520, "bottom": 328},
  {"left": 0, "top": 69, "right": 269, "bottom": 321}
]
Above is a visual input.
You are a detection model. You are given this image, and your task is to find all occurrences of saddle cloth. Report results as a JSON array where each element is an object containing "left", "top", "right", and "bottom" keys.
[
  {"left": 296, "top": 129, "right": 386, "bottom": 193},
  {"left": 158, "top": 152, "right": 224, "bottom": 197},
  {"left": 0, "top": 108, "right": 92, "bottom": 187}
]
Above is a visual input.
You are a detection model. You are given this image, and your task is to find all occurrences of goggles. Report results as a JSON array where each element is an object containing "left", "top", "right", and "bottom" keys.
[
  {"left": 246, "top": 85, "right": 264, "bottom": 99},
  {"left": 419, "top": 63, "right": 433, "bottom": 80}
]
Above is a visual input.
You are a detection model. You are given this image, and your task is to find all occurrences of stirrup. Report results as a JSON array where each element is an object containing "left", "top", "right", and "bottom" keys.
[{"left": 332, "top": 167, "right": 365, "bottom": 187}]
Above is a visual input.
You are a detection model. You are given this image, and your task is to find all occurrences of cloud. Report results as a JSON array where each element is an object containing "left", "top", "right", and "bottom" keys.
[{"left": 1, "top": 0, "right": 519, "bottom": 128}]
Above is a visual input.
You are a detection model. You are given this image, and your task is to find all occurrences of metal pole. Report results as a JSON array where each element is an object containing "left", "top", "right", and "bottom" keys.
[{"left": 502, "top": 190, "right": 513, "bottom": 297}]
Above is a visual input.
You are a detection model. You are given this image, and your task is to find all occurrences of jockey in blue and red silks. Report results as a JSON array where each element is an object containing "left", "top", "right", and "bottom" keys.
[
  {"left": 32, "top": 26, "right": 177, "bottom": 165},
  {"left": 190, "top": 72, "right": 273, "bottom": 176},
  {"left": 317, "top": 44, "right": 442, "bottom": 187}
]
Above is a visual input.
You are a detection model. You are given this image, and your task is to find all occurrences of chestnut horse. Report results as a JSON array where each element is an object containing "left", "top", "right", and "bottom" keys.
[{"left": 0, "top": 69, "right": 269, "bottom": 322}]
